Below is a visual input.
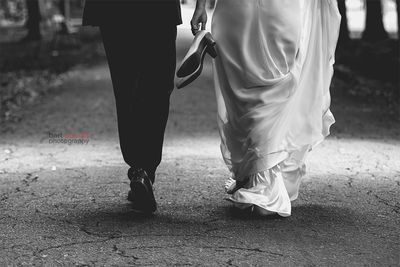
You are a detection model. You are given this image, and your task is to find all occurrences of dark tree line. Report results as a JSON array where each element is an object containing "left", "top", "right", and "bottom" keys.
[
  {"left": 21, "top": 0, "right": 400, "bottom": 43},
  {"left": 397, "top": 0, "right": 400, "bottom": 37},
  {"left": 338, "top": 0, "right": 399, "bottom": 44},
  {"left": 24, "top": 0, "right": 41, "bottom": 41},
  {"left": 363, "top": 0, "right": 389, "bottom": 41},
  {"left": 338, "top": 0, "right": 350, "bottom": 44}
]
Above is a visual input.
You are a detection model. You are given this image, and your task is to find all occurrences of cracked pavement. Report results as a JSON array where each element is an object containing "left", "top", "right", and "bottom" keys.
[{"left": 0, "top": 29, "right": 399, "bottom": 266}]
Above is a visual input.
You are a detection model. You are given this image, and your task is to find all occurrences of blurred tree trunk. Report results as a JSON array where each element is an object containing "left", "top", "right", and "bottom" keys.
[
  {"left": 337, "top": 0, "right": 350, "bottom": 45},
  {"left": 362, "top": 0, "right": 388, "bottom": 41},
  {"left": 397, "top": 0, "right": 400, "bottom": 38},
  {"left": 24, "top": 0, "right": 41, "bottom": 41},
  {"left": 58, "top": 0, "right": 70, "bottom": 34},
  {"left": 397, "top": 0, "right": 400, "bottom": 117}
]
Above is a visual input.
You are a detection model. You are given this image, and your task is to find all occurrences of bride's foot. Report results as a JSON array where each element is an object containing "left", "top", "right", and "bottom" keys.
[{"left": 225, "top": 177, "right": 249, "bottom": 194}]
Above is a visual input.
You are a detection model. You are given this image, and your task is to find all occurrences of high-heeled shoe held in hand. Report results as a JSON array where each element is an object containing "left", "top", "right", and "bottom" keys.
[{"left": 176, "top": 30, "right": 217, "bottom": 89}]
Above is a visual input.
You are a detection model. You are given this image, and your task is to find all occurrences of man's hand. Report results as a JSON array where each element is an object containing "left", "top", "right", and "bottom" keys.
[{"left": 191, "top": 0, "right": 207, "bottom": 35}]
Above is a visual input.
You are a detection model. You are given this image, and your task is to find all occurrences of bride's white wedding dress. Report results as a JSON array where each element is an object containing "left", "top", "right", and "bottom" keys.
[{"left": 211, "top": 0, "right": 341, "bottom": 216}]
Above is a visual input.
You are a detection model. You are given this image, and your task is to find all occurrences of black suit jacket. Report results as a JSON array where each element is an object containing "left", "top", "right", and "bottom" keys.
[{"left": 82, "top": 0, "right": 182, "bottom": 26}]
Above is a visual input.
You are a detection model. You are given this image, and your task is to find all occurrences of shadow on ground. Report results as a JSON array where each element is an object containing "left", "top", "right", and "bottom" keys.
[{"left": 1, "top": 160, "right": 399, "bottom": 265}]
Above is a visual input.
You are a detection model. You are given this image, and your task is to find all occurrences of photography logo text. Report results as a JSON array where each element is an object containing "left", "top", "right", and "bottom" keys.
[{"left": 48, "top": 132, "right": 90, "bottom": 145}]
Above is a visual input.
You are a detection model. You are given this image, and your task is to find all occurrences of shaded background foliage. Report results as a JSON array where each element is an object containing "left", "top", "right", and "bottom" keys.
[
  {"left": 336, "top": 0, "right": 398, "bottom": 107},
  {"left": 0, "top": 0, "right": 25, "bottom": 22}
]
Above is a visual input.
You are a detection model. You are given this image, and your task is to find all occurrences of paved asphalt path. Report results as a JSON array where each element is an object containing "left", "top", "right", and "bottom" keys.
[{"left": 0, "top": 29, "right": 399, "bottom": 266}]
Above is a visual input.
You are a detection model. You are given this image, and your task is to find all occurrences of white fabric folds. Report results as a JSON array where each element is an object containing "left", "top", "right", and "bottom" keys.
[{"left": 212, "top": 0, "right": 341, "bottom": 216}]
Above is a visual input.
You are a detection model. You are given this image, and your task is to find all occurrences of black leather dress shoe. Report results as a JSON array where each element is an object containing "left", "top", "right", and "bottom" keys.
[{"left": 127, "top": 168, "right": 157, "bottom": 213}]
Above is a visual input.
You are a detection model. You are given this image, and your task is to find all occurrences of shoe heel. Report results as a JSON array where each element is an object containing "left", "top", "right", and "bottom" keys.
[
  {"left": 205, "top": 33, "right": 216, "bottom": 46},
  {"left": 205, "top": 34, "right": 217, "bottom": 58},
  {"left": 206, "top": 45, "right": 217, "bottom": 58}
]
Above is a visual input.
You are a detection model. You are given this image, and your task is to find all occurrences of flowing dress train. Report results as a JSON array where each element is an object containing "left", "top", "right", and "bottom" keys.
[{"left": 211, "top": 0, "right": 341, "bottom": 216}]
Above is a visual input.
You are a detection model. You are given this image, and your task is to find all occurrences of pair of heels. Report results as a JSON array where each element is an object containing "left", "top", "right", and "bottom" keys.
[{"left": 176, "top": 30, "right": 217, "bottom": 89}]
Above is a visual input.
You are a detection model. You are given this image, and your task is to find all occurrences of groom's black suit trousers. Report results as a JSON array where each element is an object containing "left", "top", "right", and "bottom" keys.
[{"left": 100, "top": 24, "right": 177, "bottom": 178}]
